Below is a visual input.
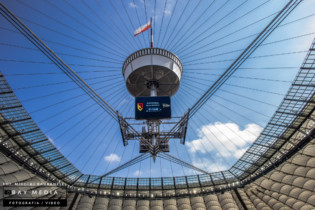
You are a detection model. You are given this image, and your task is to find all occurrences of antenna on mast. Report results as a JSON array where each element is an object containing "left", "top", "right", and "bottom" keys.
[{"left": 150, "top": 18, "right": 153, "bottom": 48}]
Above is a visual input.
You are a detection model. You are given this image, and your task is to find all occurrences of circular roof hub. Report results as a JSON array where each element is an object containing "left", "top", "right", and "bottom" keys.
[{"left": 122, "top": 48, "right": 183, "bottom": 97}]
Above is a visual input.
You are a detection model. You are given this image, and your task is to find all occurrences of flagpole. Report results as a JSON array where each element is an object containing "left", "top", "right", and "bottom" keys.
[{"left": 150, "top": 18, "right": 153, "bottom": 48}]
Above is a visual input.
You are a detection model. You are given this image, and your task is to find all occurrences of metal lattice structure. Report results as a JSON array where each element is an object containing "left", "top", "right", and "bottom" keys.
[
  {"left": 231, "top": 38, "right": 315, "bottom": 181},
  {"left": 0, "top": 36, "right": 314, "bottom": 198}
]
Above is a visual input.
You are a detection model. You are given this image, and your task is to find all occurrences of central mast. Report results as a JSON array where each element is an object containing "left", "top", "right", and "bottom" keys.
[{"left": 119, "top": 19, "right": 187, "bottom": 160}]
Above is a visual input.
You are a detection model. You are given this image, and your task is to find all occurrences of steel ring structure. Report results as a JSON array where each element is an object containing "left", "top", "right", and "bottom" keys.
[
  {"left": 0, "top": 0, "right": 315, "bottom": 209},
  {"left": 122, "top": 48, "right": 182, "bottom": 97}
]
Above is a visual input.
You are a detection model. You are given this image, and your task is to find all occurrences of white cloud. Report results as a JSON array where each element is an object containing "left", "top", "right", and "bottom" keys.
[
  {"left": 48, "top": 137, "right": 54, "bottom": 145},
  {"left": 133, "top": 170, "right": 142, "bottom": 176},
  {"left": 164, "top": 0, "right": 176, "bottom": 15},
  {"left": 47, "top": 136, "right": 61, "bottom": 150},
  {"left": 187, "top": 122, "right": 262, "bottom": 159},
  {"left": 164, "top": 9, "right": 172, "bottom": 15},
  {"left": 129, "top": 2, "right": 137, "bottom": 8},
  {"left": 104, "top": 153, "right": 121, "bottom": 162},
  {"left": 295, "top": 21, "right": 315, "bottom": 50},
  {"left": 234, "top": 148, "right": 248, "bottom": 159},
  {"left": 193, "top": 157, "right": 228, "bottom": 172},
  {"left": 117, "top": 98, "right": 130, "bottom": 108},
  {"left": 147, "top": 0, "right": 175, "bottom": 22},
  {"left": 186, "top": 122, "right": 262, "bottom": 173}
]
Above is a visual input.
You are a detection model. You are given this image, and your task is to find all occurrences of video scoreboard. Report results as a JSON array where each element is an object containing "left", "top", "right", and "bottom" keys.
[{"left": 135, "top": 96, "right": 171, "bottom": 120}]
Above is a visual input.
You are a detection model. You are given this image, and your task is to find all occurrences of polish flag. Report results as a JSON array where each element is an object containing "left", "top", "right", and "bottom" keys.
[{"left": 134, "top": 19, "right": 151, "bottom": 36}]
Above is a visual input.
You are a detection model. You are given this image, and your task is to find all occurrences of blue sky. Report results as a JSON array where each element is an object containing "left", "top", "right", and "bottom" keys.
[{"left": 0, "top": 0, "right": 315, "bottom": 177}]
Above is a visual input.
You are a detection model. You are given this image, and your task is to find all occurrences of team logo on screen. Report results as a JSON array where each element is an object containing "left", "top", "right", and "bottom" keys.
[
  {"left": 137, "top": 103, "right": 143, "bottom": 111},
  {"left": 162, "top": 103, "right": 170, "bottom": 108}
]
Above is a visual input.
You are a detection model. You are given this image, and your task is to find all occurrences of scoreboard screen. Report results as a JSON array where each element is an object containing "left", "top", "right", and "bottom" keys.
[{"left": 135, "top": 96, "right": 171, "bottom": 120}]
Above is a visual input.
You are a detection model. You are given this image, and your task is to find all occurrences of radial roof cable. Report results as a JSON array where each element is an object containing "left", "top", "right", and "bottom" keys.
[
  {"left": 189, "top": 0, "right": 303, "bottom": 118},
  {"left": 168, "top": 0, "right": 303, "bottom": 137},
  {"left": 0, "top": 2, "right": 141, "bottom": 137}
]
